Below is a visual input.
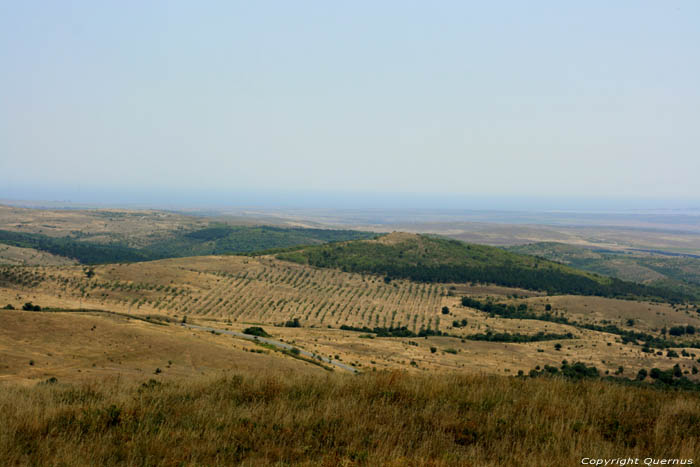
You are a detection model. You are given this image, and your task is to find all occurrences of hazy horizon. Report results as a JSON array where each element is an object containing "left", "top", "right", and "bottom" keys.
[
  {"left": 2, "top": 2, "right": 699, "bottom": 206},
  {"left": 2, "top": 190, "right": 700, "bottom": 214}
]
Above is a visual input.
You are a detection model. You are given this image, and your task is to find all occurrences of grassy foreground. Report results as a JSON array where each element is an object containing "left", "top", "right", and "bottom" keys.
[{"left": 2, "top": 372, "right": 699, "bottom": 466}]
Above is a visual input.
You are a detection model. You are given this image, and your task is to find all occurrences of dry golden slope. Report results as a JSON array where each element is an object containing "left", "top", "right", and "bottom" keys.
[{"left": 0, "top": 309, "right": 327, "bottom": 385}]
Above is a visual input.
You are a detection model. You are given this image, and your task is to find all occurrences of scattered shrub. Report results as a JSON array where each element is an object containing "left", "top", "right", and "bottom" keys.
[{"left": 243, "top": 327, "right": 271, "bottom": 338}]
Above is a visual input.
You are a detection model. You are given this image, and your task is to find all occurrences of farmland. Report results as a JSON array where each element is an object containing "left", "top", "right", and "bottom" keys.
[{"left": 3, "top": 247, "right": 700, "bottom": 381}]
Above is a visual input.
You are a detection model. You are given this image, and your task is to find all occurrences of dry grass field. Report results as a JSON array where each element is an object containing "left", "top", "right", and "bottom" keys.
[
  {"left": 1, "top": 370, "right": 699, "bottom": 466},
  {"left": 0, "top": 309, "right": 325, "bottom": 385}
]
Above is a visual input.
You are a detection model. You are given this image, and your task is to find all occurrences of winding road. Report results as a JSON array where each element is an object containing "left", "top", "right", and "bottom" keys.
[{"left": 183, "top": 323, "right": 359, "bottom": 374}]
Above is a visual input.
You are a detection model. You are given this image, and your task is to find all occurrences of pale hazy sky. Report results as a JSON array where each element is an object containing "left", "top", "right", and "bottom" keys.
[{"left": 1, "top": 1, "right": 699, "bottom": 208}]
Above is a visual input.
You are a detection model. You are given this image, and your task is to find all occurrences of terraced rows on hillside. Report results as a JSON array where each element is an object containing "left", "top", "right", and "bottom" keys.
[{"left": 0, "top": 256, "right": 451, "bottom": 332}]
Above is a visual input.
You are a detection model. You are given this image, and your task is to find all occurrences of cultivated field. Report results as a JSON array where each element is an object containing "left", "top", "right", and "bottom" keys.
[{"left": 2, "top": 254, "right": 699, "bottom": 381}]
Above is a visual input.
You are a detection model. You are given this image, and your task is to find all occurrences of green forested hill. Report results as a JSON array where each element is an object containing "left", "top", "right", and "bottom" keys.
[
  {"left": 0, "top": 225, "right": 375, "bottom": 265},
  {"left": 509, "top": 242, "right": 700, "bottom": 300},
  {"left": 277, "top": 233, "right": 691, "bottom": 302}
]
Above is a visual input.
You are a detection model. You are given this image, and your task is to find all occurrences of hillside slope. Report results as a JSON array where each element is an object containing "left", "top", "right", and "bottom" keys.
[
  {"left": 509, "top": 242, "right": 700, "bottom": 300},
  {"left": 277, "top": 233, "right": 690, "bottom": 301},
  {"left": 0, "top": 225, "right": 375, "bottom": 264}
]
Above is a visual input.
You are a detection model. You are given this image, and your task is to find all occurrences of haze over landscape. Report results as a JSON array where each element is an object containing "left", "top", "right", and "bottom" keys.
[
  {"left": 2, "top": 1, "right": 699, "bottom": 209},
  {"left": 2, "top": 2, "right": 700, "bottom": 466}
]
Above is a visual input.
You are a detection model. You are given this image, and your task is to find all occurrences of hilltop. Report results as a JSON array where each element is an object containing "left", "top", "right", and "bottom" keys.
[{"left": 277, "top": 233, "right": 690, "bottom": 302}]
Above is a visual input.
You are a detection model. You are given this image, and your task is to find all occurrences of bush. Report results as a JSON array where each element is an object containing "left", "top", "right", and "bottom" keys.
[
  {"left": 2, "top": 304, "right": 14, "bottom": 310},
  {"left": 430, "top": 346, "right": 437, "bottom": 353},
  {"left": 441, "top": 306, "right": 450, "bottom": 315},
  {"left": 284, "top": 318, "right": 301, "bottom": 328},
  {"left": 673, "top": 364, "right": 682, "bottom": 378},
  {"left": 22, "top": 302, "right": 41, "bottom": 311},
  {"left": 243, "top": 327, "right": 271, "bottom": 338}
]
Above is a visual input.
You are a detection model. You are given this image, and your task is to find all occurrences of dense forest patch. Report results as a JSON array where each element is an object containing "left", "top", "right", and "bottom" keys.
[
  {"left": 0, "top": 226, "right": 375, "bottom": 265},
  {"left": 278, "top": 233, "right": 691, "bottom": 302}
]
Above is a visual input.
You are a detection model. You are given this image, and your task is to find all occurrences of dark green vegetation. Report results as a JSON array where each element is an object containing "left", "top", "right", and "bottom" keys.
[
  {"left": 339, "top": 325, "right": 447, "bottom": 338},
  {"left": 465, "top": 331, "right": 575, "bottom": 343},
  {"left": 462, "top": 296, "right": 700, "bottom": 350},
  {"left": 341, "top": 313, "right": 577, "bottom": 344},
  {"left": 242, "top": 326, "right": 271, "bottom": 338},
  {"left": 0, "top": 226, "right": 374, "bottom": 265},
  {"left": 509, "top": 242, "right": 700, "bottom": 300},
  {"left": 526, "top": 361, "right": 600, "bottom": 380},
  {"left": 527, "top": 360, "right": 700, "bottom": 392},
  {"left": 0, "top": 229, "right": 147, "bottom": 264},
  {"left": 3, "top": 371, "right": 700, "bottom": 465},
  {"left": 278, "top": 234, "right": 691, "bottom": 302}
]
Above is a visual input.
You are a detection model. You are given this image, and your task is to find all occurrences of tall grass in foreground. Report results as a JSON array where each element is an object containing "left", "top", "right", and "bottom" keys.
[{"left": 1, "top": 372, "right": 699, "bottom": 466}]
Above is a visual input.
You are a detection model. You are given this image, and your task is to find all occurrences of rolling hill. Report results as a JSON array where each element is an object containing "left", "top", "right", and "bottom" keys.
[
  {"left": 509, "top": 242, "right": 700, "bottom": 300},
  {"left": 0, "top": 225, "right": 375, "bottom": 265},
  {"left": 277, "top": 233, "right": 692, "bottom": 302}
]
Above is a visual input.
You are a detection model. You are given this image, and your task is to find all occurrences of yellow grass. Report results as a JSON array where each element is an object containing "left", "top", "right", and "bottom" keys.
[
  {"left": 1, "top": 370, "right": 699, "bottom": 465},
  {"left": 0, "top": 310, "right": 325, "bottom": 385}
]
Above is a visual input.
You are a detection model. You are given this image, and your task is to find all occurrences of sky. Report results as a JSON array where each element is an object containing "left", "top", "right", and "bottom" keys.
[{"left": 1, "top": 1, "right": 699, "bottom": 209}]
